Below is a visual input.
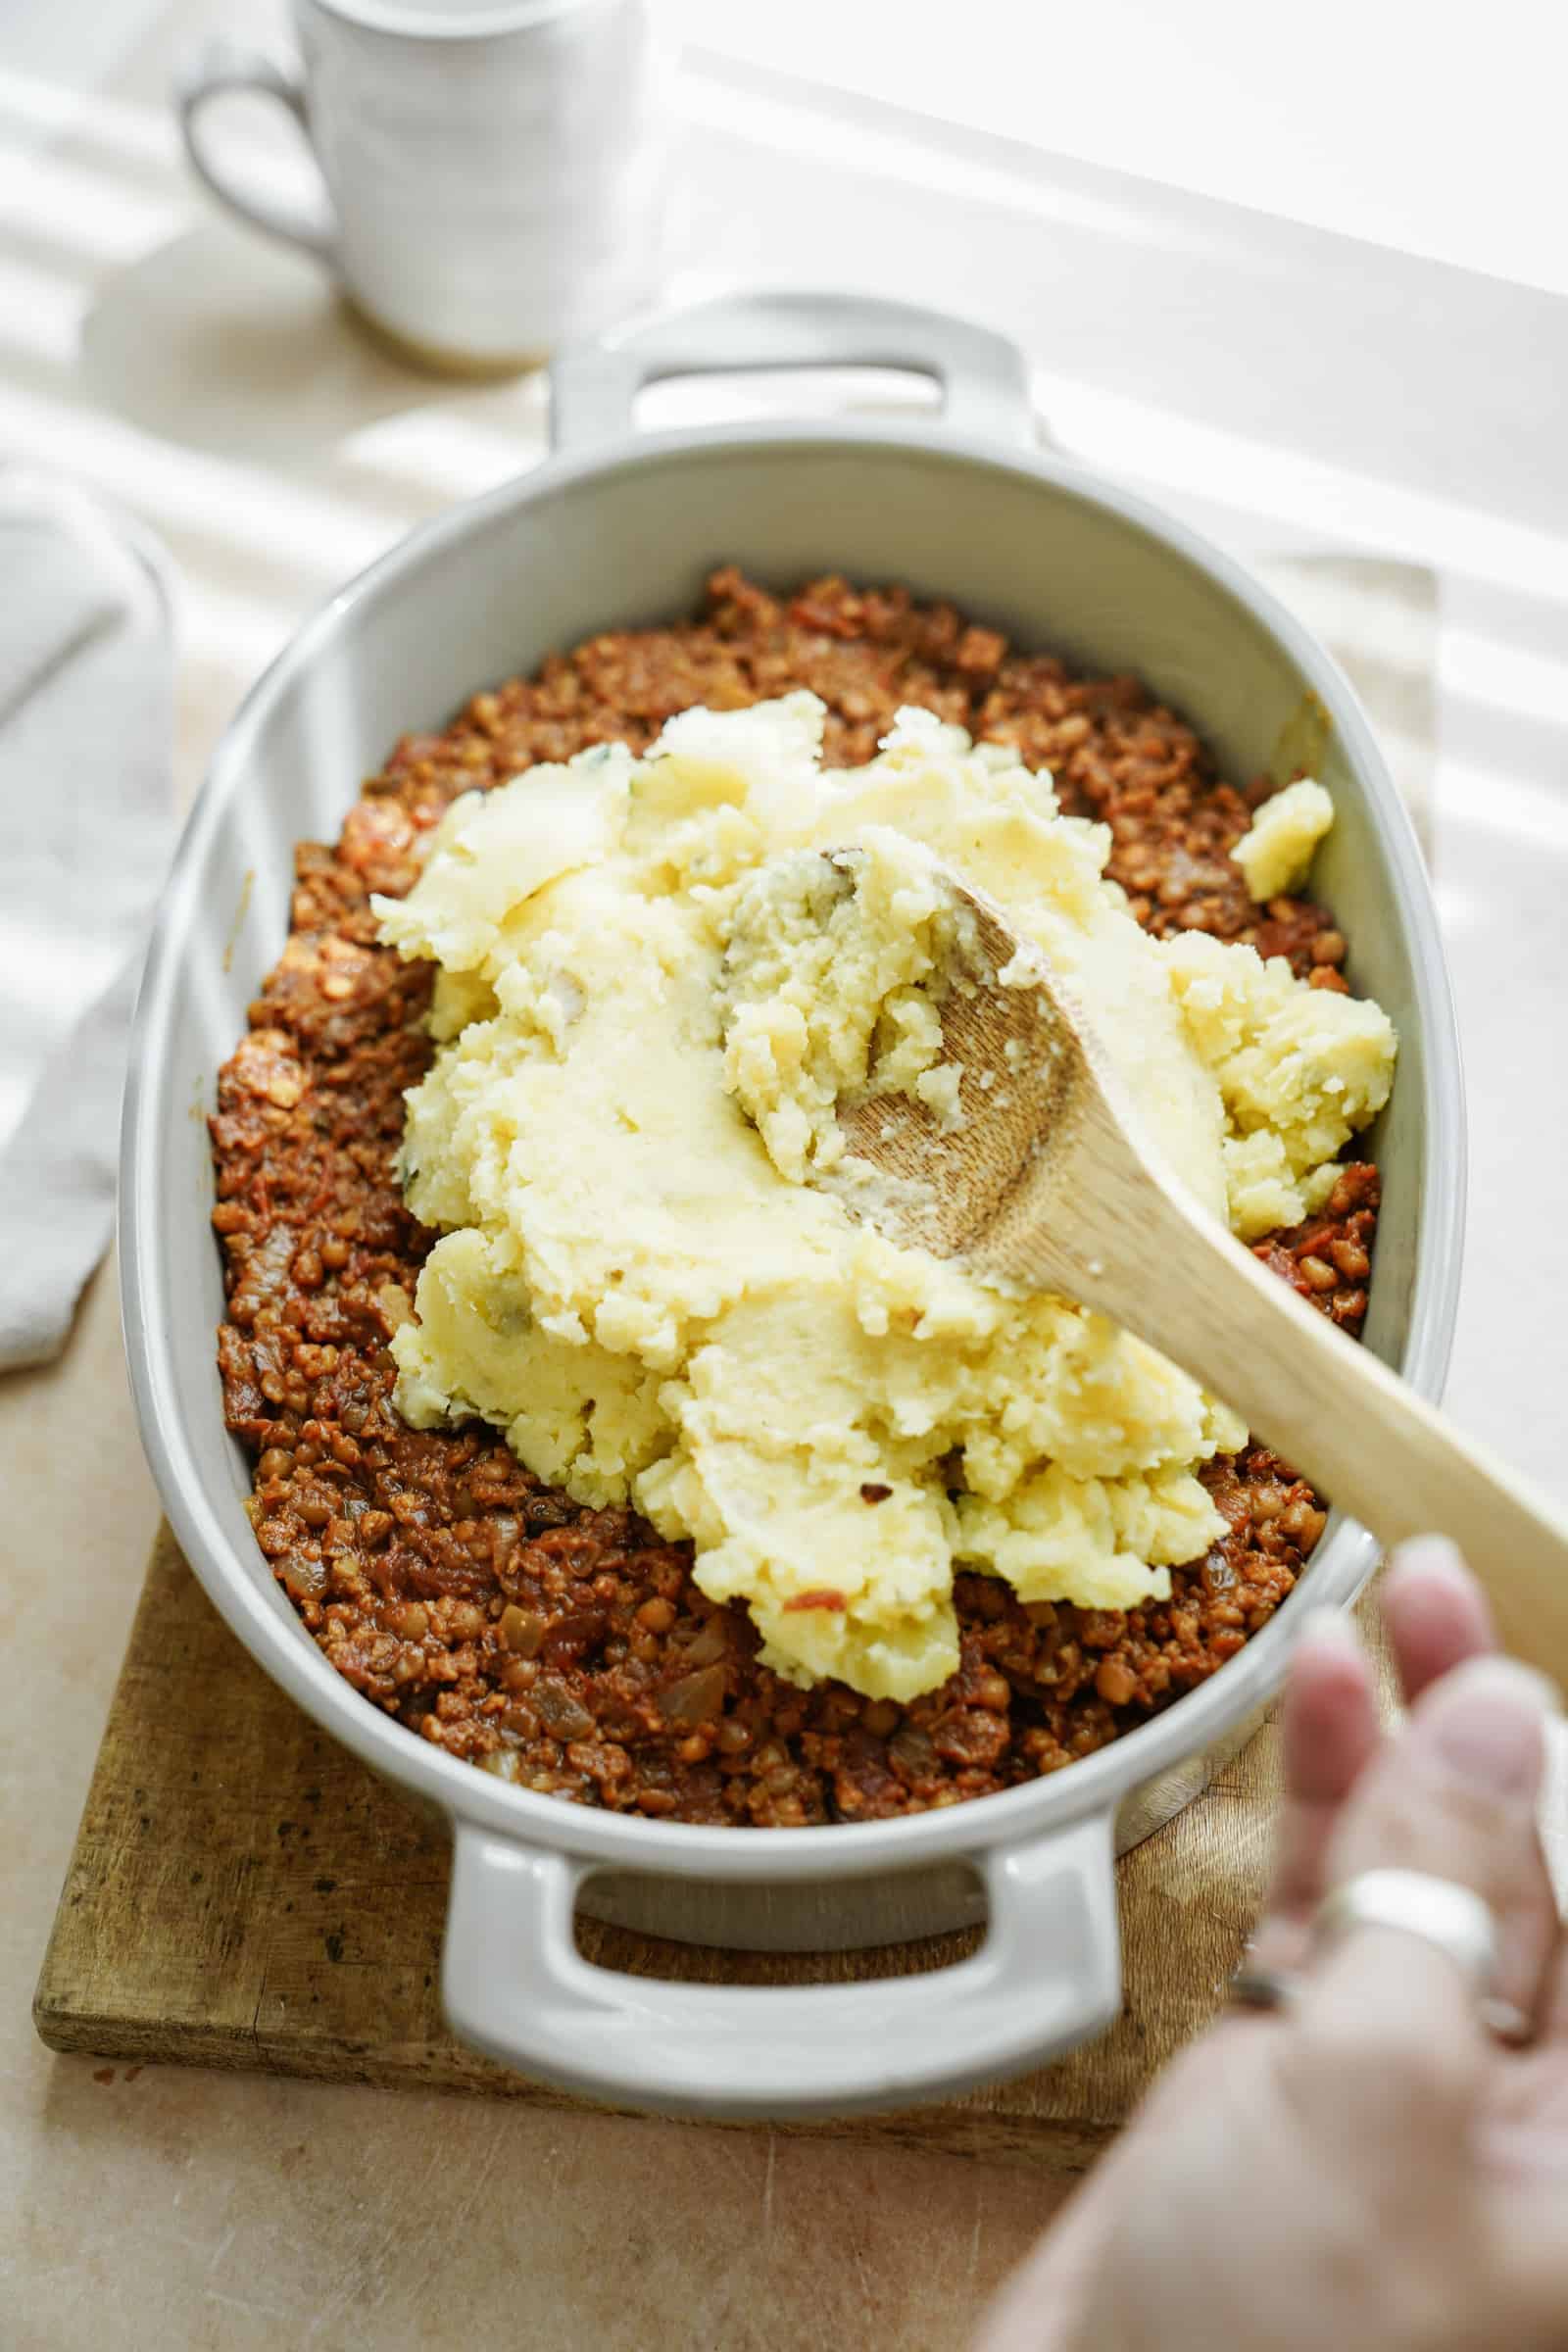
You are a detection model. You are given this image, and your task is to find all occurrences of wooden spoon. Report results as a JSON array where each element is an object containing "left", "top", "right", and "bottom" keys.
[{"left": 820, "top": 852, "right": 1568, "bottom": 1680}]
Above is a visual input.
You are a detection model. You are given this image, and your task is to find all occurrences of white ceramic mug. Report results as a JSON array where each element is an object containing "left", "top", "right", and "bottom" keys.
[{"left": 174, "top": 0, "right": 667, "bottom": 374}]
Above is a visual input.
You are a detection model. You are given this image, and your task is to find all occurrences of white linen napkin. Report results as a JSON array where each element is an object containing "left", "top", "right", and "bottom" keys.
[{"left": 0, "top": 471, "right": 174, "bottom": 1371}]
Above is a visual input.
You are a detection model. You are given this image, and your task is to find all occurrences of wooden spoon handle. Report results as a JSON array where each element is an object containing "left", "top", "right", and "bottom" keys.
[{"left": 1025, "top": 1182, "right": 1568, "bottom": 1685}]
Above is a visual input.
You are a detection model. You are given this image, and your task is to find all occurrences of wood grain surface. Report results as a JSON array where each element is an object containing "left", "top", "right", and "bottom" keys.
[{"left": 33, "top": 1525, "right": 1395, "bottom": 2171}]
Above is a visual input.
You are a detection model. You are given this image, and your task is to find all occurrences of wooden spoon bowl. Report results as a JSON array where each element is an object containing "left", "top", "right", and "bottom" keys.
[{"left": 822, "top": 853, "right": 1568, "bottom": 1683}]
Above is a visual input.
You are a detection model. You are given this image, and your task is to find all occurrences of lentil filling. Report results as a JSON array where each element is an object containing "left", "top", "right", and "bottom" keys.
[{"left": 212, "top": 568, "right": 1381, "bottom": 1828}]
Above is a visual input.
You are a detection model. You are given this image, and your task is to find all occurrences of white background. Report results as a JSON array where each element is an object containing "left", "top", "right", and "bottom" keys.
[
  {"left": 676, "top": 0, "right": 1568, "bottom": 296},
  {"left": 12, "top": 0, "right": 1568, "bottom": 294}
]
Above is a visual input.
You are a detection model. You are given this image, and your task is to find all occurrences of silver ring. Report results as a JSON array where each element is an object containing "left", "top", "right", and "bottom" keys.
[
  {"left": 1227, "top": 1958, "right": 1300, "bottom": 2017},
  {"left": 1227, "top": 1956, "right": 1533, "bottom": 2046},
  {"left": 1313, "top": 1868, "right": 1500, "bottom": 1994},
  {"left": 1226, "top": 1872, "right": 1537, "bottom": 2047}
]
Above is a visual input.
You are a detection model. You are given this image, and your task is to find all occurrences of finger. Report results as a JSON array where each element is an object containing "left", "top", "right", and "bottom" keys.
[
  {"left": 1281, "top": 1610, "right": 1383, "bottom": 1809},
  {"left": 970, "top": 2176, "right": 1117, "bottom": 2351},
  {"left": 1529, "top": 1731, "right": 1568, "bottom": 2047},
  {"left": 1247, "top": 1608, "right": 1381, "bottom": 1971},
  {"left": 970, "top": 2031, "right": 1225, "bottom": 2350},
  {"left": 1382, "top": 1534, "right": 1497, "bottom": 1706},
  {"left": 1384, "top": 1537, "right": 1567, "bottom": 2038},
  {"left": 1316, "top": 1653, "right": 1559, "bottom": 2036}
]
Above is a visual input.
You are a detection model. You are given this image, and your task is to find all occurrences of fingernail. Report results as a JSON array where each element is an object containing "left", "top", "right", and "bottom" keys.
[
  {"left": 1421, "top": 1657, "right": 1558, "bottom": 1794},
  {"left": 1293, "top": 1603, "right": 1363, "bottom": 1658},
  {"left": 1387, "top": 1533, "right": 1469, "bottom": 1586}
]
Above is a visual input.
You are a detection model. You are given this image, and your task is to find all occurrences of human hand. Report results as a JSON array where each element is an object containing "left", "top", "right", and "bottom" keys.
[{"left": 974, "top": 1538, "right": 1568, "bottom": 2352}]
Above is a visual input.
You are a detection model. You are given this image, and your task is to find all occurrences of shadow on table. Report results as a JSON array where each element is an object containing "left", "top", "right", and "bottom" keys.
[{"left": 77, "top": 219, "right": 437, "bottom": 464}]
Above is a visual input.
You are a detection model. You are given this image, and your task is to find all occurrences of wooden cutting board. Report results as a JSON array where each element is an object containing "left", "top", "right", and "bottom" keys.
[{"left": 33, "top": 1524, "right": 1394, "bottom": 2170}]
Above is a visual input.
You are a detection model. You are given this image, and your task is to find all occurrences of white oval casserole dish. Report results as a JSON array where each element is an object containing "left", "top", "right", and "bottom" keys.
[{"left": 122, "top": 292, "right": 1464, "bottom": 2122}]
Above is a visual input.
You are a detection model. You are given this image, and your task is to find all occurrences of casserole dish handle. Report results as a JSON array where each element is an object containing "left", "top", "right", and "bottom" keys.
[
  {"left": 442, "top": 1809, "right": 1119, "bottom": 2120},
  {"left": 551, "top": 289, "right": 1036, "bottom": 455}
]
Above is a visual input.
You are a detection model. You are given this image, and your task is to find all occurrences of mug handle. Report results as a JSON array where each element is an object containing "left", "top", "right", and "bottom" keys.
[
  {"left": 550, "top": 289, "right": 1038, "bottom": 456},
  {"left": 442, "top": 1808, "right": 1121, "bottom": 2119},
  {"left": 173, "top": 40, "right": 338, "bottom": 264}
]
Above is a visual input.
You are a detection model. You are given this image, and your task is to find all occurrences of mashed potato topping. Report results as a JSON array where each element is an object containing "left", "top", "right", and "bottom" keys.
[
  {"left": 1233, "top": 778, "right": 1335, "bottom": 902},
  {"left": 1162, "top": 932, "right": 1396, "bottom": 1239},
  {"left": 374, "top": 697, "right": 1394, "bottom": 1699},
  {"left": 719, "top": 834, "right": 977, "bottom": 1181}
]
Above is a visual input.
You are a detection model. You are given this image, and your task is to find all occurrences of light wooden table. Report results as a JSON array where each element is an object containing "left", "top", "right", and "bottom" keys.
[{"left": 5, "top": 6, "right": 1568, "bottom": 2347}]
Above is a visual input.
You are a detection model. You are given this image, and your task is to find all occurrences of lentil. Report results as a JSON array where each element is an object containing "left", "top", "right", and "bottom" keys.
[{"left": 212, "top": 568, "right": 1381, "bottom": 1827}]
